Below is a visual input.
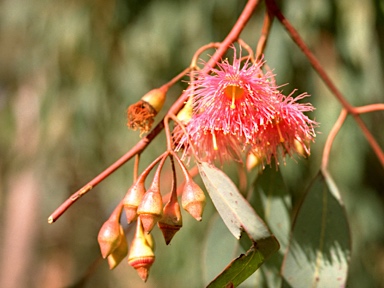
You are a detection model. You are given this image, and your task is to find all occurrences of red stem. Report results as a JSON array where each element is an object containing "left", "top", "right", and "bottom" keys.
[
  {"left": 255, "top": 8, "right": 274, "bottom": 61},
  {"left": 48, "top": 0, "right": 261, "bottom": 224},
  {"left": 321, "top": 109, "right": 347, "bottom": 170},
  {"left": 354, "top": 103, "right": 384, "bottom": 114}
]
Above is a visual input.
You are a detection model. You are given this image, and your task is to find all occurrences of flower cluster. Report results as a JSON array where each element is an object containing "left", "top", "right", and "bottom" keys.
[{"left": 176, "top": 49, "right": 317, "bottom": 165}]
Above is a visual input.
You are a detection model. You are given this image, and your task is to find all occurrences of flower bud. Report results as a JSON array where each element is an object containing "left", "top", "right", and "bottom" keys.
[
  {"left": 158, "top": 197, "right": 183, "bottom": 245},
  {"left": 246, "top": 151, "right": 261, "bottom": 171},
  {"left": 107, "top": 226, "right": 128, "bottom": 269},
  {"left": 294, "top": 138, "right": 309, "bottom": 158},
  {"left": 122, "top": 181, "right": 146, "bottom": 224},
  {"left": 97, "top": 220, "right": 123, "bottom": 259},
  {"left": 176, "top": 97, "right": 193, "bottom": 125},
  {"left": 181, "top": 179, "right": 206, "bottom": 221},
  {"left": 128, "top": 220, "right": 155, "bottom": 282},
  {"left": 137, "top": 188, "right": 163, "bottom": 233}
]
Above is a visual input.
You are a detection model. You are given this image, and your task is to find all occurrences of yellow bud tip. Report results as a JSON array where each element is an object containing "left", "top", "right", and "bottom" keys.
[
  {"left": 276, "top": 122, "right": 285, "bottom": 143},
  {"left": 246, "top": 152, "right": 260, "bottom": 171},
  {"left": 211, "top": 131, "right": 218, "bottom": 151}
]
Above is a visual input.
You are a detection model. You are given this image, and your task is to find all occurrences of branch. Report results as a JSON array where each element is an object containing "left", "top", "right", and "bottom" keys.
[
  {"left": 321, "top": 109, "right": 347, "bottom": 171},
  {"left": 48, "top": 0, "right": 261, "bottom": 223}
]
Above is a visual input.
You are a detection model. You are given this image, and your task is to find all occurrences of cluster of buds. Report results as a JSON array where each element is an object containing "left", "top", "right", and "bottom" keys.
[{"left": 97, "top": 150, "right": 206, "bottom": 281}]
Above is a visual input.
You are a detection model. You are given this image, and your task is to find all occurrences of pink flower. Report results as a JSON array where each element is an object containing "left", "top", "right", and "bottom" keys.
[
  {"left": 176, "top": 48, "right": 317, "bottom": 165},
  {"left": 250, "top": 91, "right": 316, "bottom": 164}
]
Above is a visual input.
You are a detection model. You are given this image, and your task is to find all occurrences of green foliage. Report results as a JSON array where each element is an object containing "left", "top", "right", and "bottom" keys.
[{"left": 281, "top": 171, "right": 350, "bottom": 287}]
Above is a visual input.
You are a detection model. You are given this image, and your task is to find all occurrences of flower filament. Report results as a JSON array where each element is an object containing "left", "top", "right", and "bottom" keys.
[{"left": 224, "top": 85, "right": 245, "bottom": 109}]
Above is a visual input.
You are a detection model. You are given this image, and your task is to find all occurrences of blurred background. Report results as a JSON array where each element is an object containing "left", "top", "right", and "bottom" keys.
[{"left": 0, "top": 0, "right": 383, "bottom": 287}]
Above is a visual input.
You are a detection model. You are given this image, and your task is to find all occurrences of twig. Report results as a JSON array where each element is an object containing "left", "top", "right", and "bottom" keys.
[
  {"left": 354, "top": 103, "right": 384, "bottom": 114},
  {"left": 255, "top": 7, "right": 274, "bottom": 60},
  {"left": 48, "top": 0, "right": 262, "bottom": 223},
  {"left": 321, "top": 109, "right": 347, "bottom": 170}
]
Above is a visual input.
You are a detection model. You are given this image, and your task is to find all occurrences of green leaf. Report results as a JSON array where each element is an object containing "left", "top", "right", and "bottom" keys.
[
  {"left": 281, "top": 171, "right": 351, "bottom": 288},
  {"left": 250, "top": 168, "right": 292, "bottom": 287},
  {"left": 206, "top": 237, "right": 279, "bottom": 288},
  {"left": 203, "top": 214, "right": 239, "bottom": 285},
  {"left": 251, "top": 167, "right": 291, "bottom": 250},
  {"left": 198, "top": 162, "right": 270, "bottom": 241}
]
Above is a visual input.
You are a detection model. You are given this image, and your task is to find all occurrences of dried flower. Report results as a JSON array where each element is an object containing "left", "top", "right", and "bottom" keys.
[{"left": 127, "top": 87, "right": 167, "bottom": 135}]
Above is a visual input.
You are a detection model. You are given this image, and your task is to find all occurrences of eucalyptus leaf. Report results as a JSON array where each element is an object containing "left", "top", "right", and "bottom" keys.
[
  {"left": 281, "top": 171, "right": 351, "bottom": 288},
  {"left": 250, "top": 168, "right": 291, "bottom": 287},
  {"left": 206, "top": 237, "right": 279, "bottom": 288},
  {"left": 251, "top": 167, "right": 291, "bottom": 250},
  {"left": 198, "top": 162, "right": 270, "bottom": 241},
  {"left": 203, "top": 214, "right": 239, "bottom": 285}
]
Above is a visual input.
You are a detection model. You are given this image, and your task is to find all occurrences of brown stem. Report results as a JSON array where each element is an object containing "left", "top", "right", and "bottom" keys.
[
  {"left": 354, "top": 103, "right": 384, "bottom": 114},
  {"left": 321, "top": 109, "right": 347, "bottom": 171},
  {"left": 170, "top": 151, "right": 193, "bottom": 183},
  {"left": 256, "top": 8, "right": 274, "bottom": 60},
  {"left": 161, "top": 165, "right": 199, "bottom": 204},
  {"left": 161, "top": 66, "right": 191, "bottom": 90},
  {"left": 133, "top": 154, "right": 140, "bottom": 182},
  {"left": 238, "top": 38, "right": 255, "bottom": 62},
  {"left": 48, "top": 0, "right": 261, "bottom": 224},
  {"left": 169, "top": 155, "right": 178, "bottom": 202},
  {"left": 352, "top": 115, "right": 384, "bottom": 167},
  {"left": 190, "top": 42, "right": 221, "bottom": 68},
  {"left": 164, "top": 114, "right": 174, "bottom": 151},
  {"left": 203, "top": 0, "right": 261, "bottom": 72},
  {"left": 149, "top": 153, "right": 168, "bottom": 191},
  {"left": 109, "top": 201, "right": 124, "bottom": 223}
]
